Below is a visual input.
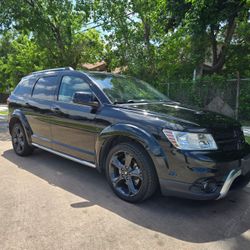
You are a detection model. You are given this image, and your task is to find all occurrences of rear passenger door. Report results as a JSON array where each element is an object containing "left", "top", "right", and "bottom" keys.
[
  {"left": 50, "top": 73, "right": 97, "bottom": 163},
  {"left": 27, "top": 74, "right": 59, "bottom": 148}
]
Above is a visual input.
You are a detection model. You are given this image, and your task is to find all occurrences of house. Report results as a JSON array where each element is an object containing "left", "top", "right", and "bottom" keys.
[
  {"left": 81, "top": 61, "right": 107, "bottom": 71},
  {"left": 81, "top": 61, "right": 127, "bottom": 74}
]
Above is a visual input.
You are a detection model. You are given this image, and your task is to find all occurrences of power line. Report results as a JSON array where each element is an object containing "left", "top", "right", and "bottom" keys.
[{"left": 81, "top": 12, "right": 135, "bottom": 32}]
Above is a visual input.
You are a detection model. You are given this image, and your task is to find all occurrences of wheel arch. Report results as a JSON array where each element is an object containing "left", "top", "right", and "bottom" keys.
[
  {"left": 95, "top": 124, "right": 167, "bottom": 178},
  {"left": 9, "top": 110, "right": 33, "bottom": 145}
]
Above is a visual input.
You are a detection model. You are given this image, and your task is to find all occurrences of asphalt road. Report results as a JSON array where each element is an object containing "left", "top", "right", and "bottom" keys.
[{"left": 0, "top": 125, "right": 250, "bottom": 250}]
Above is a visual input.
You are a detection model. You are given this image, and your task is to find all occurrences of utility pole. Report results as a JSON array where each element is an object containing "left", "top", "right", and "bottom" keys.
[
  {"left": 193, "top": 68, "right": 196, "bottom": 82},
  {"left": 235, "top": 71, "right": 240, "bottom": 120}
]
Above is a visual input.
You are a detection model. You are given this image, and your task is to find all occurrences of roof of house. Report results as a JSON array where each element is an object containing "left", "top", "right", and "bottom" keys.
[
  {"left": 81, "top": 61, "right": 127, "bottom": 74},
  {"left": 82, "top": 61, "right": 106, "bottom": 70}
]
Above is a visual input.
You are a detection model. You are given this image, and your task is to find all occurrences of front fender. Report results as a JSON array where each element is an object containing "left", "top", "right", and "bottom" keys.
[
  {"left": 9, "top": 109, "right": 33, "bottom": 145},
  {"left": 95, "top": 123, "right": 168, "bottom": 176}
]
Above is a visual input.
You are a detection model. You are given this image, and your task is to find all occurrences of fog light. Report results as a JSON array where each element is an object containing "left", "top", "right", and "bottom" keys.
[{"left": 202, "top": 180, "right": 218, "bottom": 193}]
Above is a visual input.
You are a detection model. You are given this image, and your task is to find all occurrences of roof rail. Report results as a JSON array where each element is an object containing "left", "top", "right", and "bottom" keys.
[{"left": 30, "top": 67, "right": 74, "bottom": 75}]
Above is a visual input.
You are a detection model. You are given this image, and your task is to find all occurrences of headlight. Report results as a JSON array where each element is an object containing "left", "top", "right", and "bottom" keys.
[{"left": 163, "top": 129, "right": 218, "bottom": 150}]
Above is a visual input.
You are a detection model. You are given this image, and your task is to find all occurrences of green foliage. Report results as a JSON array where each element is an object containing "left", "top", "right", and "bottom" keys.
[
  {"left": 89, "top": 0, "right": 249, "bottom": 80},
  {"left": 0, "top": 110, "right": 8, "bottom": 115},
  {"left": 0, "top": 0, "right": 104, "bottom": 90},
  {"left": 0, "top": 0, "right": 249, "bottom": 123},
  {"left": 158, "top": 75, "right": 250, "bottom": 122},
  {"left": 226, "top": 21, "right": 250, "bottom": 77},
  {"left": 245, "top": 136, "right": 250, "bottom": 144},
  {"left": 239, "top": 80, "right": 250, "bottom": 121},
  {"left": 0, "top": 34, "right": 47, "bottom": 90}
]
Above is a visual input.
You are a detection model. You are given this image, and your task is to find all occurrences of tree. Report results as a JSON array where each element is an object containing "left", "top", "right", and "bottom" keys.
[
  {"left": 0, "top": 33, "right": 47, "bottom": 91},
  {"left": 0, "top": 0, "right": 104, "bottom": 68},
  {"left": 0, "top": 0, "right": 105, "bottom": 91},
  {"left": 0, "top": 0, "right": 249, "bottom": 87},
  {"left": 90, "top": 0, "right": 249, "bottom": 79},
  {"left": 163, "top": 0, "right": 249, "bottom": 75}
]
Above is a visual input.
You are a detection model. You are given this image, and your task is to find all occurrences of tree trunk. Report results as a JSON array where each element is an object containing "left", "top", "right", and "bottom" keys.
[{"left": 203, "top": 16, "right": 236, "bottom": 74}]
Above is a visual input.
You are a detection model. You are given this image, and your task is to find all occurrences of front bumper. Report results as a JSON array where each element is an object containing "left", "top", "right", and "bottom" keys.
[
  {"left": 158, "top": 144, "right": 250, "bottom": 200},
  {"left": 216, "top": 169, "right": 242, "bottom": 199}
]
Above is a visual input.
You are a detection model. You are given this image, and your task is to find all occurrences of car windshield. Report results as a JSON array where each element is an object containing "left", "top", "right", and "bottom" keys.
[{"left": 88, "top": 73, "right": 170, "bottom": 104}]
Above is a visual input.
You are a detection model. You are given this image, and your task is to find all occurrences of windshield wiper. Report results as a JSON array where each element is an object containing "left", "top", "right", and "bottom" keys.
[
  {"left": 113, "top": 101, "right": 127, "bottom": 104},
  {"left": 127, "top": 99, "right": 148, "bottom": 103},
  {"left": 160, "top": 99, "right": 180, "bottom": 104},
  {"left": 114, "top": 99, "right": 177, "bottom": 105},
  {"left": 127, "top": 99, "right": 175, "bottom": 103},
  {"left": 113, "top": 99, "right": 147, "bottom": 104}
]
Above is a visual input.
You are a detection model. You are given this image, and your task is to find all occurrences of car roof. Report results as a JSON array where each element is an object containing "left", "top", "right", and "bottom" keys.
[
  {"left": 84, "top": 71, "right": 127, "bottom": 78},
  {"left": 23, "top": 68, "right": 125, "bottom": 81}
]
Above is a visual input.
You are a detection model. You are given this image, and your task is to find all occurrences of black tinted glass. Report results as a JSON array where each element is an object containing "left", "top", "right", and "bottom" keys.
[
  {"left": 58, "top": 76, "right": 91, "bottom": 102},
  {"left": 14, "top": 77, "right": 36, "bottom": 97},
  {"left": 32, "top": 76, "right": 58, "bottom": 100}
]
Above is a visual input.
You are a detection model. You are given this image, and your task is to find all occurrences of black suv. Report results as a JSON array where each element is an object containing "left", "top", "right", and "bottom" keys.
[{"left": 8, "top": 67, "right": 250, "bottom": 202}]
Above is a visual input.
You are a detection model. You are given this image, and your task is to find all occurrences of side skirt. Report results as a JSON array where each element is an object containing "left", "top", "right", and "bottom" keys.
[{"left": 32, "top": 143, "right": 96, "bottom": 168}]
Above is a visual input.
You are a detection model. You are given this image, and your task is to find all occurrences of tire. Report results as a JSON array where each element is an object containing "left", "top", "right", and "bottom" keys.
[
  {"left": 11, "top": 122, "right": 34, "bottom": 156},
  {"left": 105, "top": 142, "right": 158, "bottom": 203}
]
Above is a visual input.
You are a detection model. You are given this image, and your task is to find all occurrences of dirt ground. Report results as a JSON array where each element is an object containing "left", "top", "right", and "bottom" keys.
[{"left": 0, "top": 125, "right": 250, "bottom": 250}]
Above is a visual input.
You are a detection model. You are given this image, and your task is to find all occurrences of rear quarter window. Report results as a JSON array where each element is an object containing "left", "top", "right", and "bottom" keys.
[{"left": 13, "top": 77, "right": 37, "bottom": 97}]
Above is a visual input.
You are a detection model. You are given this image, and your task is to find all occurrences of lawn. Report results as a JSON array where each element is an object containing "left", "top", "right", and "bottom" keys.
[
  {"left": 0, "top": 110, "right": 8, "bottom": 115},
  {"left": 241, "top": 120, "right": 250, "bottom": 127},
  {"left": 245, "top": 136, "right": 250, "bottom": 144}
]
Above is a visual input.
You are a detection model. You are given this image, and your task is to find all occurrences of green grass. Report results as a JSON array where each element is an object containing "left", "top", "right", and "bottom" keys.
[
  {"left": 245, "top": 136, "right": 250, "bottom": 144},
  {"left": 241, "top": 120, "right": 250, "bottom": 126},
  {"left": 0, "top": 110, "right": 8, "bottom": 115}
]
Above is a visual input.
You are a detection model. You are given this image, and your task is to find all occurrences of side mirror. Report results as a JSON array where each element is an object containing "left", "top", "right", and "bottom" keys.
[{"left": 72, "top": 92, "right": 99, "bottom": 107}]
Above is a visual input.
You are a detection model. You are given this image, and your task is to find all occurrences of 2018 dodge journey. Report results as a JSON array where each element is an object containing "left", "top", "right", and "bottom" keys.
[{"left": 8, "top": 67, "right": 250, "bottom": 202}]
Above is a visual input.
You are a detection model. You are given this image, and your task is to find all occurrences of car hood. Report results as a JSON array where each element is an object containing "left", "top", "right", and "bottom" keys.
[{"left": 118, "top": 102, "right": 240, "bottom": 130}]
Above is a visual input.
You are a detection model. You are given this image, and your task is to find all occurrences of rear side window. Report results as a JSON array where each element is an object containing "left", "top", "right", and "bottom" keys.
[
  {"left": 58, "top": 76, "right": 91, "bottom": 102},
  {"left": 32, "top": 76, "right": 58, "bottom": 100},
  {"left": 13, "top": 77, "right": 36, "bottom": 97}
]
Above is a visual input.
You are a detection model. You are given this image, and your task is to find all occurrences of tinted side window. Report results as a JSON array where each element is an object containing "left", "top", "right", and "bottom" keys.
[
  {"left": 58, "top": 76, "right": 91, "bottom": 102},
  {"left": 32, "top": 76, "right": 58, "bottom": 100},
  {"left": 13, "top": 77, "right": 37, "bottom": 97}
]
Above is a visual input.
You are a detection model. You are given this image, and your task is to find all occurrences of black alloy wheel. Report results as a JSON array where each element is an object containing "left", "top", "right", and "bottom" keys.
[
  {"left": 109, "top": 151, "right": 143, "bottom": 197},
  {"left": 11, "top": 123, "right": 33, "bottom": 156},
  {"left": 106, "top": 142, "right": 158, "bottom": 203}
]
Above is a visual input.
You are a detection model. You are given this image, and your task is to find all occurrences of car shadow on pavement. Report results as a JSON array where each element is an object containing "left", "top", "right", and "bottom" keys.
[
  {"left": 0, "top": 125, "right": 10, "bottom": 141},
  {"left": 2, "top": 148, "right": 250, "bottom": 244}
]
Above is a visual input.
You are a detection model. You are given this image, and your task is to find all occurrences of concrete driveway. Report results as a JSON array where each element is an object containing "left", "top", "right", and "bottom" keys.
[{"left": 0, "top": 126, "right": 250, "bottom": 250}]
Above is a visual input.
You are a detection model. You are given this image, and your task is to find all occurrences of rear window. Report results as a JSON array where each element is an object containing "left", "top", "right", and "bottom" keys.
[
  {"left": 13, "top": 77, "right": 37, "bottom": 97},
  {"left": 32, "top": 76, "right": 58, "bottom": 100}
]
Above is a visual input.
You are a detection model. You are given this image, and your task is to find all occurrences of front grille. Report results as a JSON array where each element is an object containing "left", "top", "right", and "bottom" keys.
[{"left": 212, "top": 127, "right": 245, "bottom": 152}]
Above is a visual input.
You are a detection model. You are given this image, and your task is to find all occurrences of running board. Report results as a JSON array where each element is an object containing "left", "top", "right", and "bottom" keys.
[{"left": 32, "top": 143, "right": 96, "bottom": 168}]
